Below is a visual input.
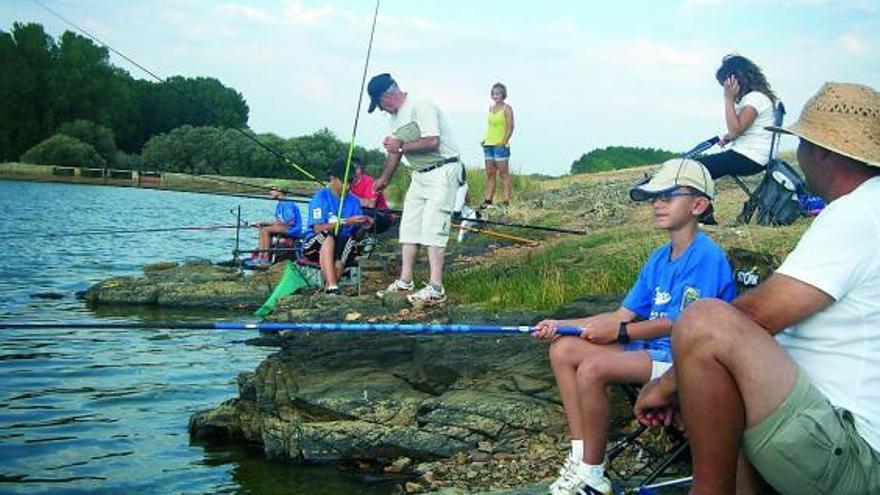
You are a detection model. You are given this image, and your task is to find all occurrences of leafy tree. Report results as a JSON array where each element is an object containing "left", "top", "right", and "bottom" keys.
[
  {"left": 21, "top": 134, "right": 106, "bottom": 168},
  {"left": 0, "top": 23, "right": 56, "bottom": 160},
  {"left": 140, "top": 125, "right": 386, "bottom": 180},
  {"left": 57, "top": 119, "right": 117, "bottom": 166},
  {"left": 570, "top": 146, "right": 677, "bottom": 174},
  {"left": 0, "top": 22, "right": 249, "bottom": 159}
]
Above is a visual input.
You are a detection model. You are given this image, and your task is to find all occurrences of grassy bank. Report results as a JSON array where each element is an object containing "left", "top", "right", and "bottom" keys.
[{"left": 443, "top": 159, "right": 809, "bottom": 312}]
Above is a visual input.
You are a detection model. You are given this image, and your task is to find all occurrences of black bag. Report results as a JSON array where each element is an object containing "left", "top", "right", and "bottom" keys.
[{"left": 752, "top": 159, "right": 806, "bottom": 226}]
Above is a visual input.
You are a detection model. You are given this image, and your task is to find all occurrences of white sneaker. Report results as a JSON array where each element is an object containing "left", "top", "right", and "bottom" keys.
[
  {"left": 376, "top": 279, "right": 414, "bottom": 298},
  {"left": 406, "top": 284, "right": 447, "bottom": 306},
  {"left": 548, "top": 458, "right": 611, "bottom": 495},
  {"left": 548, "top": 455, "right": 581, "bottom": 495},
  {"left": 575, "top": 474, "right": 611, "bottom": 495}
]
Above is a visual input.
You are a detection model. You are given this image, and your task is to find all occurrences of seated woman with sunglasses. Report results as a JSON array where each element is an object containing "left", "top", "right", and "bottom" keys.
[{"left": 533, "top": 158, "right": 736, "bottom": 495}]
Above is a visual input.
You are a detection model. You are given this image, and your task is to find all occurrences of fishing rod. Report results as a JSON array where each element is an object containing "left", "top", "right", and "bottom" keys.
[
  {"left": 336, "top": 0, "right": 381, "bottom": 235},
  {"left": 367, "top": 205, "right": 585, "bottom": 235},
  {"left": 453, "top": 223, "right": 539, "bottom": 246},
  {"left": 0, "top": 320, "right": 583, "bottom": 336},
  {"left": 148, "top": 187, "right": 312, "bottom": 204},
  {"left": 193, "top": 174, "right": 290, "bottom": 193},
  {"left": 30, "top": 0, "right": 325, "bottom": 187},
  {"left": 0, "top": 223, "right": 245, "bottom": 240},
  {"left": 464, "top": 216, "right": 586, "bottom": 235}
]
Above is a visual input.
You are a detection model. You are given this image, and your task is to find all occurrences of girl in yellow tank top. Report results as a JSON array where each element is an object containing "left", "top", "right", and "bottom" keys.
[{"left": 481, "top": 83, "right": 515, "bottom": 208}]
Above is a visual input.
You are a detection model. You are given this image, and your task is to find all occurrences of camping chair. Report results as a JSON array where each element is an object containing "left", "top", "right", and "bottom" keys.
[
  {"left": 293, "top": 234, "right": 368, "bottom": 294},
  {"left": 606, "top": 384, "right": 692, "bottom": 494},
  {"left": 733, "top": 101, "right": 786, "bottom": 224}
]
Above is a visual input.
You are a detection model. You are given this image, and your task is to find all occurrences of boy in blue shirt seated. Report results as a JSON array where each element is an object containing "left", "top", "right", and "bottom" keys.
[
  {"left": 533, "top": 158, "right": 736, "bottom": 495},
  {"left": 247, "top": 185, "right": 302, "bottom": 267},
  {"left": 304, "top": 159, "right": 373, "bottom": 295}
]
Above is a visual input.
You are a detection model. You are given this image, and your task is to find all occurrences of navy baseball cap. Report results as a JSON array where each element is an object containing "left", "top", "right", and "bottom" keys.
[
  {"left": 367, "top": 73, "right": 395, "bottom": 113},
  {"left": 327, "top": 157, "right": 354, "bottom": 183}
]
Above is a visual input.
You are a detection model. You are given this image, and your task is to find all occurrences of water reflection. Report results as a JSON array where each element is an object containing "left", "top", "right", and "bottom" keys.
[{"left": 0, "top": 180, "right": 396, "bottom": 494}]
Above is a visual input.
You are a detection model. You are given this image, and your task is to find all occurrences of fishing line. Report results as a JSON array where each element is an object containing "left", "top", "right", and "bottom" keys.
[
  {"left": 30, "top": 0, "right": 325, "bottom": 186},
  {"left": 335, "top": 0, "right": 381, "bottom": 235}
]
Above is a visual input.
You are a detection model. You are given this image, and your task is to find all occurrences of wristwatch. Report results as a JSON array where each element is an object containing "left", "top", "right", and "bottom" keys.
[{"left": 617, "top": 322, "right": 631, "bottom": 344}]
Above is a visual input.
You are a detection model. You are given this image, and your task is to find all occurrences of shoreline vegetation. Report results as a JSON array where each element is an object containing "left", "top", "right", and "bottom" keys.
[{"left": 8, "top": 159, "right": 808, "bottom": 493}]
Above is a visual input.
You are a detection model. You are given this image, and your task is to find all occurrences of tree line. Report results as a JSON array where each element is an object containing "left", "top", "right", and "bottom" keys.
[
  {"left": 1, "top": 22, "right": 384, "bottom": 180},
  {"left": 570, "top": 146, "right": 677, "bottom": 174}
]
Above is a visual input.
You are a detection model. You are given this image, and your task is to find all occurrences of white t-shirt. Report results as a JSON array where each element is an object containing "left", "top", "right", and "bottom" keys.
[
  {"left": 726, "top": 91, "right": 775, "bottom": 165},
  {"left": 388, "top": 95, "right": 459, "bottom": 171},
  {"left": 775, "top": 176, "right": 880, "bottom": 452}
]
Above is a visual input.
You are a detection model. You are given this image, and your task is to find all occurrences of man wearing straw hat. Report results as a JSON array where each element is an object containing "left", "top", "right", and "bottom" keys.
[{"left": 635, "top": 82, "right": 879, "bottom": 495}]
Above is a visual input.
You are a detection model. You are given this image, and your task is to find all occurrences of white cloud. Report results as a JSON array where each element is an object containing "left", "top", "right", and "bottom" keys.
[
  {"left": 280, "top": 1, "right": 336, "bottom": 26},
  {"left": 295, "top": 74, "right": 334, "bottom": 102},
  {"left": 839, "top": 33, "right": 867, "bottom": 55}
]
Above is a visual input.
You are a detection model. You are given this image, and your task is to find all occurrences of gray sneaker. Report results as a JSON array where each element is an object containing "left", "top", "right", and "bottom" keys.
[
  {"left": 406, "top": 284, "right": 447, "bottom": 306},
  {"left": 376, "top": 279, "right": 414, "bottom": 298}
]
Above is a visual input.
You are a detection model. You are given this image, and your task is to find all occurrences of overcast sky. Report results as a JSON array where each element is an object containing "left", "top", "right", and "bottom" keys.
[{"left": 3, "top": 0, "right": 878, "bottom": 176}]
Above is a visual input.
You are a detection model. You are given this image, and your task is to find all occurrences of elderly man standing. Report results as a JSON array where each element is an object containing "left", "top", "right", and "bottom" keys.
[
  {"left": 368, "top": 73, "right": 463, "bottom": 306},
  {"left": 635, "top": 82, "right": 880, "bottom": 495}
]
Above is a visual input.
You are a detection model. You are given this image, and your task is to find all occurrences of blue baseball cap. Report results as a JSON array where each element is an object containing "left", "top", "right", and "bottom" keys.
[{"left": 367, "top": 73, "right": 395, "bottom": 113}]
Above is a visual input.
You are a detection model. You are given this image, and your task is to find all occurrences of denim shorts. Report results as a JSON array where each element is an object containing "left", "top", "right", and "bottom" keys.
[{"left": 483, "top": 145, "right": 510, "bottom": 161}]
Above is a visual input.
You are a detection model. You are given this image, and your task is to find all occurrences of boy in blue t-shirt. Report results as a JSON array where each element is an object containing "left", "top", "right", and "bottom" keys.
[
  {"left": 303, "top": 159, "right": 373, "bottom": 295},
  {"left": 534, "top": 159, "right": 736, "bottom": 495},
  {"left": 247, "top": 185, "right": 302, "bottom": 268}
]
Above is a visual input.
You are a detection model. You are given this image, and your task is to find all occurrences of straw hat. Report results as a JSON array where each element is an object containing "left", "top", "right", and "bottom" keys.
[{"left": 767, "top": 82, "right": 880, "bottom": 167}]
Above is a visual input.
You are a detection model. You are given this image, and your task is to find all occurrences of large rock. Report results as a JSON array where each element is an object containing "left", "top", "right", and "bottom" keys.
[
  {"left": 190, "top": 294, "right": 623, "bottom": 467},
  {"left": 189, "top": 330, "right": 573, "bottom": 462},
  {"left": 83, "top": 259, "right": 275, "bottom": 308}
]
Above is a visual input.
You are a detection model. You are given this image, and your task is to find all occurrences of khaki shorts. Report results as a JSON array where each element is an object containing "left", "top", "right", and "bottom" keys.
[
  {"left": 399, "top": 162, "right": 461, "bottom": 247},
  {"left": 743, "top": 368, "right": 879, "bottom": 495}
]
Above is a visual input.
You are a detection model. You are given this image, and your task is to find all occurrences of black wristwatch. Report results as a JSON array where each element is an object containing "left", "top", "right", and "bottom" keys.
[{"left": 617, "top": 322, "right": 631, "bottom": 344}]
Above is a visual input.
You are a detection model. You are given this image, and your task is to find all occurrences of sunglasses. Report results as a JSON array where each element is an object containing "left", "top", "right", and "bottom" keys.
[{"left": 648, "top": 191, "right": 702, "bottom": 203}]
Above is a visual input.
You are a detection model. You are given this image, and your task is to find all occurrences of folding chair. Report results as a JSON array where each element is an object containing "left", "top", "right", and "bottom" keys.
[
  {"left": 606, "top": 384, "right": 692, "bottom": 494},
  {"left": 732, "top": 101, "right": 786, "bottom": 225},
  {"left": 293, "top": 237, "right": 367, "bottom": 294}
]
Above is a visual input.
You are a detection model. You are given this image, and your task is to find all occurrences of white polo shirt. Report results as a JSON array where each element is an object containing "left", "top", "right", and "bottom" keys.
[{"left": 388, "top": 95, "right": 459, "bottom": 171}]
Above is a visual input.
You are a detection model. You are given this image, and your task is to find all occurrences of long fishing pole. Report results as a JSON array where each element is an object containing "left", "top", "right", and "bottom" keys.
[
  {"left": 453, "top": 223, "right": 539, "bottom": 246},
  {"left": 372, "top": 205, "right": 585, "bottom": 235},
  {"left": 30, "top": 0, "right": 325, "bottom": 187},
  {"left": 464, "top": 216, "right": 586, "bottom": 235},
  {"left": 0, "top": 320, "right": 583, "bottom": 336},
  {"left": 336, "top": 0, "right": 381, "bottom": 235},
  {"left": 0, "top": 224, "right": 244, "bottom": 240}
]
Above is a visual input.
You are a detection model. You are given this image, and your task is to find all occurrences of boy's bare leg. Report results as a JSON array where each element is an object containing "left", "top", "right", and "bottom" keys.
[
  {"left": 549, "top": 338, "right": 626, "bottom": 446},
  {"left": 576, "top": 351, "right": 652, "bottom": 464}
]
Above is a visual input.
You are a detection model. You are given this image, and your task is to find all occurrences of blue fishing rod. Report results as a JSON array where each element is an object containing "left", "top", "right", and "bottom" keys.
[{"left": 0, "top": 321, "right": 583, "bottom": 336}]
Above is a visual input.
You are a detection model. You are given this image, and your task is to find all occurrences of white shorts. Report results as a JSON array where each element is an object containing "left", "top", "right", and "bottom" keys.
[
  {"left": 650, "top": 360, "right": 673, "bottom": 380},
  {"left": 399, "top": 162, "right": 462, "bottom": 247}
]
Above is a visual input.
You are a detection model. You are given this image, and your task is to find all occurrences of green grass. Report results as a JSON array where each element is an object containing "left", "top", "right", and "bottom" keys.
[
  {"left": 384, "top": 166, "right": 543, "bottom": 208},
  {"left": 446, "top": 226, "right": 664, "bottom": 311}
]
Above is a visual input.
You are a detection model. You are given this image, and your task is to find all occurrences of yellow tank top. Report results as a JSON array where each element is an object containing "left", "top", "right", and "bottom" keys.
[{"left": 483, "top": 108, "right": 507, "bottom": 146}]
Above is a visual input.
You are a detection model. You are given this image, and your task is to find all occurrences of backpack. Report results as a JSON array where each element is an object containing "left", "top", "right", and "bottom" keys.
[{"left": 753, "top": 159, "right": 806, "bottom": 226}]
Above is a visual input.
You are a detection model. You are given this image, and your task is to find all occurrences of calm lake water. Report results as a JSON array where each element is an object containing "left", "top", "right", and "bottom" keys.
[{"left": 0, "top": 180, "right": 396, "bottom": 494}]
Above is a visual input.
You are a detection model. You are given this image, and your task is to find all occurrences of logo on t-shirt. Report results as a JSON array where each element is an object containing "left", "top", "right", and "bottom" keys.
[
  {"left": 681, "top": 286, "right": 700, "bottom": 310},
  {"left": 312, "top": 208, "right": 322, "bottom": 220},
  {"left": 653, "top": 287, "right": 671, "bottom": 306}
]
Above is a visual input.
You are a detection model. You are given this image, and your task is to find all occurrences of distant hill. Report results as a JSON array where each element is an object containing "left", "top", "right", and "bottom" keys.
[{"left": 570, "top": 146, "right": 677, "bottom": 174}]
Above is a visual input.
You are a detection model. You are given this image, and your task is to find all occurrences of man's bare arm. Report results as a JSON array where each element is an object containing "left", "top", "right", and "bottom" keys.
[{"left": 732, "top": 273, "right": 834, "bottom": 334}]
